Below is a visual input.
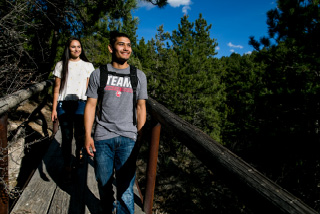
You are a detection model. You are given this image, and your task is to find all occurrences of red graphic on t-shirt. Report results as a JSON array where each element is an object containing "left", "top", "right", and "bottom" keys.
[
  {"left": 116, "top": 90, "right": 122, "bottom": 97},
  {"left": 105, "top": 86, "right": 133, "bottom": 94}
]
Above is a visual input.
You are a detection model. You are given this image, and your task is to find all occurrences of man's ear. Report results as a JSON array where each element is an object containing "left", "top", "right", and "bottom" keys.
[{"left": 108, "top": 44, "right": 113, "bottom": 53}]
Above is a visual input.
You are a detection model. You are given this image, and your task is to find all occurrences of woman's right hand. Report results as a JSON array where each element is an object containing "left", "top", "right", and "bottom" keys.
[{"left": 52, "top": 77, "right": 61, "bottom": 122}]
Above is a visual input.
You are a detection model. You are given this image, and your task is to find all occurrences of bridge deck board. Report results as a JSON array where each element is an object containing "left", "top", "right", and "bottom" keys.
[{"left": 11, "top": 130, "right": 145, "bottom": 214}]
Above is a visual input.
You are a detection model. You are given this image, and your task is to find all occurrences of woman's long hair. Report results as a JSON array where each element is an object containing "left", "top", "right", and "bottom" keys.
[{"left": 60, "top": 37, "right": 90, "bottom": 93}]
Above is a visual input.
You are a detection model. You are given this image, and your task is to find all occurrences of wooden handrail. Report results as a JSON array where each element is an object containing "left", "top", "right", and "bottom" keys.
[
  {"left": 146, "top": 97, "right": 317, "bottom": 214},
  {"left": 0, "top": 80, "right": 54, "bottom": 116},
  {"left": 0, "top": 114, "right": 8, "bottom": 214},
  {"left": 0, "top": 79, "right": 54, "bottom": 214}
]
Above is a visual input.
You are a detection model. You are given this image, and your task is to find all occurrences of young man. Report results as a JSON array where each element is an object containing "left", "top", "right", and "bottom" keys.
[{"left": 84, "top": 31, "right": 148, "bottom": 213}]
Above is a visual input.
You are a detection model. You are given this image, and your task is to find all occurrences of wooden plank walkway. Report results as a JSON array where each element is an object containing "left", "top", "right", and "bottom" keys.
[{"left": 11, "top": 129, "right": 145, "bottom": 214}]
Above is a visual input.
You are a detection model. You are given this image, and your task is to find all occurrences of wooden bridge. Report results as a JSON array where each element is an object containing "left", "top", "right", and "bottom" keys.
[
  {"left": 0, "top": 80, "right": 318, "bottom": 214},
  {"left": 10, "top": 129, "right": 146, "bottom": 214}
]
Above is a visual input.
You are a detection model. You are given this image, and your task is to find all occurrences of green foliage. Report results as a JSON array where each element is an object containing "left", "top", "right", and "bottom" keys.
[
  {"left": 220, "top": 52, "right": 267, "bottom": 149},
  {"left": 170, "top": 14, "right": 225, "bottom": 141},
  {"left": 224, "top": 0, "right": 320, "bottom": 209},
  {"left": 1, "top": 0, "right": 143, "bottom": 87},
  {"left": 136, "top": 15, "right": 225, "bottom": 141},
  {"left": 246, "top": 0, "right": 320, "bottom": 142}
]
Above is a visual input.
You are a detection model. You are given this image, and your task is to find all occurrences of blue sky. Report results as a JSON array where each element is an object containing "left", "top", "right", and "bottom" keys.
[{"left": 132, "top": 0, "right": 277, "bottom": 58}]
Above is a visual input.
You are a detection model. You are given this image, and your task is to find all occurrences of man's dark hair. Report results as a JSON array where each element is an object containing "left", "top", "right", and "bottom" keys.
[{"left": 109, "top": 31, "right": 130, "bottom": 47}]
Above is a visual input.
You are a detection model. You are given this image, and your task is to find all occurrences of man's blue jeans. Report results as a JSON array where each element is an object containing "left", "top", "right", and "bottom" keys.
[{"left": 94, "top": 136, "right": 137, "bottom": 214}]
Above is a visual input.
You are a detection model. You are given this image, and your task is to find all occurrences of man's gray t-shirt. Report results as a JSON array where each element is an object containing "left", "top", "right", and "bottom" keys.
[{"left": 86, "top": 64, "right": 148, "bottom": 141}]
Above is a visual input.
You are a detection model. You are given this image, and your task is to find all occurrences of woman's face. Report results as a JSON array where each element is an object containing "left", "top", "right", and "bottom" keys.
[{"left": 69, "top": 40, "right": 81, "bottom": 60}]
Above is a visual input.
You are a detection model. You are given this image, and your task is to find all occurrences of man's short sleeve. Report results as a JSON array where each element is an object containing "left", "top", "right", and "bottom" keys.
[
  {"left": 137, "top": 70, "right": 148, "bottom": 100},
  {"left": 86, "top": 68, "right": 100, "bottom": 99}
]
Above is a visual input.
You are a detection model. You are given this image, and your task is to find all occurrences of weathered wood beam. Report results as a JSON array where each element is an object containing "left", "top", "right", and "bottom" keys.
[
  {"left": 0, "top": 114, "right": 8, "bottom": 214},
  {"left": 146, "top": 97, "right": 317, "bottom": 214},
  {"left": 0, "top": 80, "right": 54, "bottom": 116}
]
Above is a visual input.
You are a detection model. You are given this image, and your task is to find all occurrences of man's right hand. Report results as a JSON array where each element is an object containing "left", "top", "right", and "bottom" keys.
[
  {"left": 84, "top": 97, "right": 98, "bottom": 157},
  {"left": 85, "top": 137, "right": 96, "bottom": 157}
]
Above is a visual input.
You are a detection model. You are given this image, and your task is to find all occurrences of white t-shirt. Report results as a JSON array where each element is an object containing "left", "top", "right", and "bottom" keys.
[{"left": 53, "top": 60, "right": 95, "bottom": 101}]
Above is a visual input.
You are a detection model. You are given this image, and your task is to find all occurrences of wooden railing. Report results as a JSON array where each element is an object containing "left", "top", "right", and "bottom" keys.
[
  {"left": 146, "top": 97, "right": 318, "bottom": 214},
  {"left": 0, "top": 80, "right": 318, "bottom": 214},
  {"left": 0, "top": 80, "right": 55, "bottom": 214}
]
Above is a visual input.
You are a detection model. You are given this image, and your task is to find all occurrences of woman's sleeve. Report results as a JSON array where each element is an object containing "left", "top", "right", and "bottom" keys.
[
  {"left": 87, "top": 63, "right": 95, "bottom": 78},
  {"left": 52, "top": 61, "right": 62, "bottom": 78}
]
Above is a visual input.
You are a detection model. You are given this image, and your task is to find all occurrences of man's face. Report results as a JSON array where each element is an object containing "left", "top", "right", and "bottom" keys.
[{"left": 109, "top": 37, "right": 132, "bottom": 62}]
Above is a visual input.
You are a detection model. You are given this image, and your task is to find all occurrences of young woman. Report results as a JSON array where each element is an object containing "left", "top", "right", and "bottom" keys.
[{"left": 51, "top": 37, "right": 94, "bottom": 179}]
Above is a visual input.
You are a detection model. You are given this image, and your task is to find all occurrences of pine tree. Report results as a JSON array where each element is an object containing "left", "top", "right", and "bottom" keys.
[
  {"left": 248, "top": 0, "right": 320, "bottom": 141},
  {"left": 0, "top": 0, "right": 169, "bottom": 96},
  {"left": 136, "top": 25, "right": 180, "bottom": 102},
  {"left": 170, "top": 14, "right": 225, "bottom": 141},
  {"left": 82, "top": 0, "right": 139, "bottom": 67},
  {"left": 244, "top": 1, "right": 320, "bottom": 206},
  {"left": 220, "top": 52, "right": 267, "bottom": 149}
]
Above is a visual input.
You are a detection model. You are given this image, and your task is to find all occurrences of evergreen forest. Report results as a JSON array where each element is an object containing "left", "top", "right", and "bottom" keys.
[{"left": 1, "top": 0, "right": 320, "bottom": 213}]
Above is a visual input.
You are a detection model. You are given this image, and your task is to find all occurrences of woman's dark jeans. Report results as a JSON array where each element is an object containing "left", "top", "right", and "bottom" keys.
[{"left": 57, "top": 100, "right": 86, "bottom": 167}]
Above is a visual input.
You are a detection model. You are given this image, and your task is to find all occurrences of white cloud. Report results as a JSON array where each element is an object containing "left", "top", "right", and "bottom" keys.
[
  {"left": 227, "top": 42, "right": 243, "bottom": 49},
  {"left": 168, "top": 0, "right": 192, "bottom": 15},
  {"left": 245, "top": 51, "right": 252, "bottom": 55},
  {"left": 138, "top": 0, "right": 192, "bottom": 15},
  {"left": 137, "top": 1, "right": 156, "bottom": 10},
  {"left": 182, "top": 5, "right": 191, "bottom": 14},
  {"left": 230, "top": 49, "right": 235, "bottom": 53},
  {"left": 216, "top": 46, "right": 220, "bottom": 50},
  {"left": 168, "top": 0, "right": 192, "bottom": 7}
]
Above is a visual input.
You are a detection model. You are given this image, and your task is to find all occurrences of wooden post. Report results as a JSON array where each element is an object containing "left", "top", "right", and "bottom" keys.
[
  {"left": 0, "top": 114, "right": 8, "bottom": 214},
  {"left": 144, "top": 123, "right": 161, "bottom": 214}
]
